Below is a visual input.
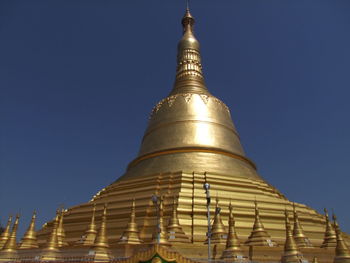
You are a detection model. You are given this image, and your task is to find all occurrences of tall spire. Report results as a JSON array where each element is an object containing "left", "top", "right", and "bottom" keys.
[
  {"left": 90, "top": 204, "right": 111, "bottom": 261},
  {"left": 154, "top": 197, "right": 170, "bottom": 245},
  {"left": 19, "top": 211, "right": 39, "bottom": 249},
  {"left": 292, "top": 203, "right": 312, "bottom": 247},
  {"left": 118, "top": 199, "right": 142, "bottom": 244},
  {"left": 45, "top": 210, "right": 60, "bottom": 251},
  {"left": 221, "top": 202, "right": 245, "bottom": 260},
  {"left": 2, "top": 215, "right": 19, "bottom": 252},
  {"left": 56, "top": 209, "right": 68, "bottom": 247},
  {"left": 332, "top": 213, "right": 350, "bottom": 263},
  {"left": 245, "top": 200, "right": 276, "bottom": 247},
  {"left": 0, "top": 216, "right": 12, "bottom": 249},
  {"left": 126, "top": 4, "right": 255, "bottom": 182},
  {"left": 78, "top": 204, "right": 97, "bottom": 246},
  {"left": 166, "top": 196, "right": 190, "bottom": 243},
  {"left": 321, "top": 208, "right": 337, "bottom": 248},
  {"left": 92, "top": 204, "right": 109, "bottom": 250},
  {"left": 210, "top": 197, "right": 226, "bottom": 244},
  {"left": 41, "top": 211, "right": 60, "bottom": 261},
  {"left": 281, "top": 210, "right": 304, "bottom": 263},
  {"left": 171, "top": 6, "right": 209, "bottom": 95}
]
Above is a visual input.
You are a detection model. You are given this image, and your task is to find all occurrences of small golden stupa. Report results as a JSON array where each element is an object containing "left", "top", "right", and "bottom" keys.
[{"left": 0, "top": 6, "right": 349, "bottom": 263}]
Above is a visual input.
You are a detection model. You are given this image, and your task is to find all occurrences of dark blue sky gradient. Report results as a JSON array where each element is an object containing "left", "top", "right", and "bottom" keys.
[{"left": 1, "top": 0, "right": 350, "bottom": 238}]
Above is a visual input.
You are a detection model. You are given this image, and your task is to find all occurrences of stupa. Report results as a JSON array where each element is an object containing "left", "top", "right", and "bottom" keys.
[{"left": 1, "top": 6, "right": 349, "bottom": 263}]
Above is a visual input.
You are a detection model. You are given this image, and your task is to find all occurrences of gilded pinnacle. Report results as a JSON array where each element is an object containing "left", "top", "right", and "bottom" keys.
[
  {"left": 78, "top": 204, "right": 97, "bottom": 246},
  {"left": 333, "top": 213, "right": 350, "bottom": 261},
  {"left": 321, "top": 208, "right": 337, "bottom": 248},
  {"left": 171, "top": 7, "right": 208, "bottom": 95},
  {"left": 45, "top": 211, "right": 60, "bottom": 251},
  {"left": 245, "top": 201, "right": 276, "bottom": 247},
  {"left": 2, "top": 214, "right": 20, "bottom": 252},
  {"left": 19, "top": 211, "right": 38, "bottom": 249},
  {"left": 210, "top": 198, "right": 226, "bottom": 244},
  {"left": 281, "top": 210, "right": 304, "bottom": 263},
  {"left": 221, "top": 202, "right": 245, "bottom": 259},
  {"left": 92, "top": 204, "right": 109, "bottom": 249},
  {"left": 293, "top": 203, "right": 312, "bottom": 247},
  {"left": 166, "top": 196, "right": 190, "bottom": 243},
  {"left": 118, "top": 199, "right": 142, "bottom": 244},
  {"left": 57, "top": 209, "right": 68, "bottom": 247},
  {"left": 0, "top": 215, "right": 12, "bottom": 249},
  {"left": 155, "top": 197, "right": 170, "bottom": 245}
]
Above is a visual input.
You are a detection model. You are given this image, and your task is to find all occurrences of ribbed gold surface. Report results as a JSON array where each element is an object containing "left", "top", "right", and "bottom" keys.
[{"left": 36, "top": 171, "right": 343, "bottom": 244}]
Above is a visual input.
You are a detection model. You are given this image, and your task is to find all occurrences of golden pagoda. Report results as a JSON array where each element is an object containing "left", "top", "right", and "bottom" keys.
[
  {"left": 18, "top": 211, "right": 39, "bottom": 249},
  {"left": 118, "top": 199, "right": 142, "bottom": 245},
  {"left": 221, "top": 202, "right": 246, "bottom": 261},
  {"left": 321, "top": 208, "right": 337, "bottom": 248},
  {"left": 292, "top": 203, "right": 312, "bottom": 248},
  {"left": 77, "top": 204, "right": 98, "bottom": 246},
  {"left": 210, "top": 198, "right": 227, "bottom": 244},
  {"left": 0, "top": 216, "right": 12, "bottom": 249},
  {"left": 281, "top": 211, "right": 304, "bottom": 263},
  {"left": 1, "top": 6, "right": 349, "bottom": 263}
]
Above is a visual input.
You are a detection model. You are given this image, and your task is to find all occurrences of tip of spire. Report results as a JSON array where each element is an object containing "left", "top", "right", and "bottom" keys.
[
  {"left": 332, "top": 209, "right": 336, "bottom": 220},
  {"left": 284, "top": 210, "right": 290, "bottom": 224},
  {"left": 181, "top": 2, "right": 195, "bottom": 32}
]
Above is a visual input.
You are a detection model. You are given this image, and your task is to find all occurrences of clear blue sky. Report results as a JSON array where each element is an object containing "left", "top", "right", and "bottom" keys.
[{"left": 1, "top": 0, "right": 350, "bottom": 238}]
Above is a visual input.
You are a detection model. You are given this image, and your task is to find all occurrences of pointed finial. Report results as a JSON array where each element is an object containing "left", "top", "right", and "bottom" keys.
[
  {"left": 78, "top": 203, "right": 98, "bottom": 246},
  {"left": 90, "top": 204, "right": 111, "bottom": 261},
  {"left": 45, "top": 210, "right": 60, "bottom": 251},
  {"left": 171, "top": 4, "right": 207, "bottom": 95},
  {"left": 169, "top": 196, "right": 180, "bottom": 228},
  {"left": 210, "top": 197, "right": 226, "bottom": 244},
  {"left": 221, "top": 201, "right": 244, "bottom": 259},
  {"left": 155, "top": 196, "right": 170, "bottom": 245},
  {"left": 118, "top": 198, "right": 142, "bottom": 244},
  {"left": 321, "top": 207, "right": 337, "bottom": 248},
  {"left": 182, "top": 3, "right": 194, "bottom": 33},
  {"left": 2, "top": 214, "right": 20, "bottom": 252},
  {"left": 332, "top": 211, "right": 338, "bottom": 225},
  {"left": 0, "top": 215, "right": 13, "bottom": 249},
  {"left": 254, "top": 199, "right": 259, "bottom": 216},
  {"left": 281, "top": 210, "right": 304, "bottom": 263},
  {"left": 92, "top": 204, "right": 109, "bottom": 249},
  {"left": 19, "top": 210, "right": 39, "bottom": 249},
  {"left": 56, "top": 209, "right": 68, "bottom": 247},
  {"left": 166, "top": 196, "right": 190, "bottom": 243},
  {"left": 333, "top": 213, "right": 350, "bottom": 260},
  {"left": 292, "top": 203, "right": 312, "bottom": 247},
  {"left": 245, "top": 200, "right": 276, "bottom": 247}
]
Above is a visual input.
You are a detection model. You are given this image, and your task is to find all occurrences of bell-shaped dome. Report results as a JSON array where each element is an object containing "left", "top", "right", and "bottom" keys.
[{"left": 122, "top": 9, "right": 260, "bottom": 181}]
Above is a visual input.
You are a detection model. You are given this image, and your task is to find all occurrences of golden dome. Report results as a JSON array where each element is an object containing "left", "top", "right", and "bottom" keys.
[{"left": 123, "top": 9, "right": 259, "bottom": 181}]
